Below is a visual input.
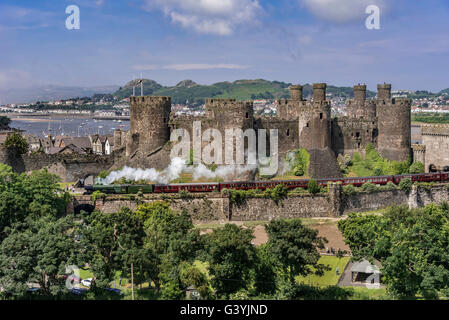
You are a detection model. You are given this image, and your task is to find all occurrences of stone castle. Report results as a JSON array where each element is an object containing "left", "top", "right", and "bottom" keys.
[{"left": 113, "top": 83, "right": 412, "bottom": 179}]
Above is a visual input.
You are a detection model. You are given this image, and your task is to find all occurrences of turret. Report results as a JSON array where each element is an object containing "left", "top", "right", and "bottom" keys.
[
  {"left": 354, "top": 84, "right": 366, "bottom": 102},
  {"left": 313, "top": 83, "right": 327, "bottom": 102},
  {"left": 377, "top": 83, "right": 392, "bottom": 100},
  {"left": 128, "top": 96, "right": 171, "bottom": 156},
  {"left": 290, "top": 85, "right": 303, "bottom": 101}
]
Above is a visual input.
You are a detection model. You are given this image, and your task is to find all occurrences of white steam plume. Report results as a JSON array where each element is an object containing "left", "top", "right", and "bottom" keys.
[{"left": 96, "top": 157, "right": 258, "bottom": 185}]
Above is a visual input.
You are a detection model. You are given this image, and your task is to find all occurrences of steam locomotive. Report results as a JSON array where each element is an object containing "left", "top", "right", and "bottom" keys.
[{"left": 84, "top": 171, "right": 449, "bottom": 195}]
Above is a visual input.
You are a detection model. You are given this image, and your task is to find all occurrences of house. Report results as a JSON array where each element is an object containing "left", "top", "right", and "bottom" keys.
[
  {"left": 350, "top": 259, "right": 382, "bottom": 285},
  {"left": 90, "top": 135, "right": 113, "bottom": 155},
  {"left": 23, "top": 134, "right": 43, "bottom": 152},
  {"left": 55, "top": 136, "right": 92, "bottom": 153},
  {"left": 47, "top": 144, "right": 87, "bottom": 155}
]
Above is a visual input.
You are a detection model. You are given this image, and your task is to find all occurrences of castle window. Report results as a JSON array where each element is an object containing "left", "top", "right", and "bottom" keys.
[
  {"left": 246, "top": 112, "right": 249, "bottom": 119},
  {"left": 358, "top": 142, "right": 361, "bottom": 148},
  {"left": 306, "top": 122, "right": 309, "bottom": 128},
  {"left": 356, "top": 132, "right": 360, "bottom": 138},
  {"left": 320, "top": 113, "right": 323, "bottom": 119},
  {"left": 286, "top": 129, "right": 290, "bottom": 136},
  {"left": 163, "top": 118, "right": 166, "bottom": 123}
]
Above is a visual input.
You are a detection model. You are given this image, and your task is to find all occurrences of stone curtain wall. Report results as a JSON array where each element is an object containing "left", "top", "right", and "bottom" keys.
[
  {"left": 228, "top": 194, "right": 332, "bottom": 221},
  {"left": 0, "top": 148, "right": 115, "bottom": 182},
  {"left": 342, "top": 189, "right": 408, "bottom": 214},
  {"left": 72, "top": 183, "right": 449, "bottom": 222}
]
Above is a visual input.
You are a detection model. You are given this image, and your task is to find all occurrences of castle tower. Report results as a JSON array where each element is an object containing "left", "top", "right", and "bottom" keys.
[
  {"left": 313, "top": 83, "right": 327, "bottom": 102},
  {"left": 127, "top": 96, "right": 171, "bottom": 157},
  {"left": 347, "top": 84, "right": 376, "bottom": 120},
  {"left": 298, "top": 83, "right": 331, "bottom": 150},
  {"left": 354, "top": 84, "right": 366, "bottom": 102},
  {"left": 377, "top": 83, "right": 392, "bottom": 101},
  {"left": 298, "top": 83, "right": 341, "bottom": 178},
  {"left": 376, "top": 84, "right": 411, "bottom": 161},
  {"left": 290, "top": 85, "right": 303, "bottom": 101}
]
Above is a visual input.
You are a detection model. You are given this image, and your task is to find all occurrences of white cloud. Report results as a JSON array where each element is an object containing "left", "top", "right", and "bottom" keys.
[
  {"left": 300, "top": 0, "right": 386, "bottom": 23},
  {"left": 0, "top": 69, "right": 33, "bottom": 89},
  {"left": 143, "top": 0, "right": 262, "bottom": 35},
  {"left": 134, "top": 63, "right": 249, "bottom": 71}
]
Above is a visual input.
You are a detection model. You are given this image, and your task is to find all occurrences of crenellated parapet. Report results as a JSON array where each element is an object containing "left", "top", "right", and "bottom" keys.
[{"left": 421, "top": 124, "right": 449, "bottom": 136}]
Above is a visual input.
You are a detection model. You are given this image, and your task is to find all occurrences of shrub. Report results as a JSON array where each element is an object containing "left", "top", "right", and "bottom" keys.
[
  {"left": 383, "top": 181, "right": 398, "bottom": 191},
  {"left": 293, "top": 165, "right": 304, "bottom": 176},
  {"left": 178, "top": 189, "right": 192, "bottom": 199},
  {"left": 4, "top": 133, "right": 29, "bottom": 154},
  {"left": 408, "top": 161, "right": 425, "bottom": 174},
  {"left": 398, "top": 178, "right": 412, "bottom": 193},
  {"left": 97, "top": 170, "right": 109, "bottom": 179},
  {"left": 307, "top": 179, "right": 321, "bottom": 195},
  {"left": 361, "top": 182, "right": 379, "bottom": 193},
  {"left": 265, "top": 184, "right": 288, "bottom": 203},
  {"left": 373, "top": 167, "right": 383, "bottom": 176},
  {"left": 342, "top": 184, "right": 357, "bottom": 195},
  {"left": 289, "top": 148, "right": 310, "bottom": 177},
  {"left": 91, "top": 190, "right": 106, "bottom": 202}
]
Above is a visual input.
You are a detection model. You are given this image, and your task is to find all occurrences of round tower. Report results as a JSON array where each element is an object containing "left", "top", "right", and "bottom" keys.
[
  {"left": 377, "top": 83, "right": 392, "bottom": 100},
  {"left": 129, "top": 96, "right": 171, "bottom": 155},
  {"left": 290, "top": 85, "right": 303, "bottom": 101},
  {"left": 313, "top": 83, "right": 327, "bottom": 102},
  {"left": 354, "top": 84, "right": 367, "bottom": 102},
  {"left": 377, "top": 97, "right": 412, "bottom": 161}
]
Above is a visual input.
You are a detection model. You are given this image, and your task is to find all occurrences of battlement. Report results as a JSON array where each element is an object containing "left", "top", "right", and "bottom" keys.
[
  {"left": 130, "top": 96, "right": 171, "bottom": 104},
  {"left": 313, "top": 83, "right": 327, "bottom": 102},
  {"left": 353, "top": 84, "right": 367, "bottom": 102},
  {"left": 412, "top": 144, "right": 426, "bottom": 152},
  {"left": 289, "top": 85, "right": 303, "bottom": 101},
  {"left": 377, "top": 83, "right": 392, "bottom": 100},
  {"left": 421, "top": 124, "right": 449, "bottom": 136}
]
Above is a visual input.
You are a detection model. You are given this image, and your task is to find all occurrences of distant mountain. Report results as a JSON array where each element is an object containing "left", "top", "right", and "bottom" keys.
[
  {"left": 114, "top": 79, "right": 375, "bottom": 105},
  {"left": 440, "top": 88, "right": 449, "bottom": 95},
  {"left": 0, "top": 85, "right": 120, "bottom": 105}
]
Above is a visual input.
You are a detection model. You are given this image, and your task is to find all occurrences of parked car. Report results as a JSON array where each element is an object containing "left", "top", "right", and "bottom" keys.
[
  {"left": 69, "top": 288, "right": 88, "bottom": 296},
  {"left": 106, "top": 288, "right": 123, "bottom": 296},
  {"left": 81, "top": 278, "right": 93, "bottom": 287}
]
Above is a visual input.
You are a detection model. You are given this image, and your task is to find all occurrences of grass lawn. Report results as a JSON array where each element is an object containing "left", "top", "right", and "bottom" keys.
[
  {"left": 296, "top": 256, "right": 350, "bottom": 287},
  {"left": 347, "top": 287, "right": 389, "bottom": 300}
]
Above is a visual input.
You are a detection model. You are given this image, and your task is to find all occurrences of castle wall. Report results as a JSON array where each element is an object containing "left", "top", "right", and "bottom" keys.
[
  {"left": 421, "top": 124, "right": 449, "bottom": 171},
  {"left": 125, "top": 81, "right": 411, "bottom": 179},
  {"left": 377, "top": 98, "right": 412, "bottom": 161},
  {"left": 73, "top": 183, "right": 449, "bottom": 222},
  {"left": 332, "top": 117, "right": 377, "bottom": 157},
  {"left": 412, "top": 144, "right": 426, "bottom": 168},
  {"left": 129, "top": 96, "right": 171, "bottom": 156}
]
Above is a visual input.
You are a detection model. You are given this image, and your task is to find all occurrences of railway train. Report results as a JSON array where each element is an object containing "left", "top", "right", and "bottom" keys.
[{"left": 84, "top": 171, "right": 449, "bottom": 195}]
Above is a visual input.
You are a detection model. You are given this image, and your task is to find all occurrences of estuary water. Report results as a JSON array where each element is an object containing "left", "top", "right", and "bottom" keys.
[{"left": 10, "top": 116, "right": 130, "bottom": 138}]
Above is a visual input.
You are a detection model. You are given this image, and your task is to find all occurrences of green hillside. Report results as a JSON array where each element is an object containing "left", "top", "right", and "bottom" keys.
[{"left": 114, "top": 79, "right": 376, "bottom": 105}]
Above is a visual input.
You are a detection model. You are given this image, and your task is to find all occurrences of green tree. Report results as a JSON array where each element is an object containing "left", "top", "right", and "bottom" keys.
[
  {"left": 77, "top": 208, "right": 149, "bottom": 289},
  {"left": 265, "top": 219, "right": 328, "bottom": 285},
  {"left": 0, "top": 116, "right": 11, "bottom": 129},
  {"left": 307, "top": 179, "right": 321, "bottom": 194},
  {"left": 0, "top": 214, "right": 80, "bottom": 297},
  {"left": 338, "top": 204, "right": 449, "bottom": 298},
  {"left": 4, "top": 133, "right": 28, "bottom": 154},
  {"left": 142, "top": 204, "right": 201, "bottom": 295},
  {"left": 409, "top": 162, "right": 425, "bottom": 174},
  {"left": 205, "top": 224, "right": 257, "bottom": 298}
]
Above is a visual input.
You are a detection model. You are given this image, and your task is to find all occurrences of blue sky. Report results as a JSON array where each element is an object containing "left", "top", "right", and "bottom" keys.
[{"left": 0, "top": 0, "right": 448, "bottom": 92}]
